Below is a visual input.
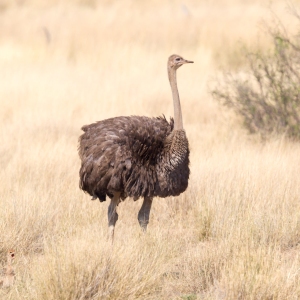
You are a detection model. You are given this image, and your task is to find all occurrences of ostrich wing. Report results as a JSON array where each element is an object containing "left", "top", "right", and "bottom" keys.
[{"left": 79, "top": 116, "right": 173, "bottom": 201}]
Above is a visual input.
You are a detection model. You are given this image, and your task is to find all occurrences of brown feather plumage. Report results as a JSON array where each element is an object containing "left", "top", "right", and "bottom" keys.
[{"left": 78, "top": 115, "right": 189, "bottom": 202}]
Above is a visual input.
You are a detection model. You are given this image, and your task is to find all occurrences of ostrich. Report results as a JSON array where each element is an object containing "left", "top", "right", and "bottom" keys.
[{"left": 78, "top": 54, "right": 193, "bottom": 240}]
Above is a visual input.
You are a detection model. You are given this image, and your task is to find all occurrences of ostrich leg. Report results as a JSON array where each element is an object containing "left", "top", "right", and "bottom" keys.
[
  {"left": 138, "top": 197, "right": 153, "bottom": 231},
  {"left": 108, "top": 192, "right": 120, "bottom": 241}
]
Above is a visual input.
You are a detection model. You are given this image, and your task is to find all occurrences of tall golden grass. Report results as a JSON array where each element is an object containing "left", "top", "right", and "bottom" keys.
[{"left": 1, "top": 0, "right": 300, "bottom": 298}]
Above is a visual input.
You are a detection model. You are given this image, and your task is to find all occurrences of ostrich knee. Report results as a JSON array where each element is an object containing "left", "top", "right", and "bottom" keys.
[
  {"left": 108, "top": 193, "right": 120, "bottom": 241},
  {"left": 138, "top": 213, "right": 149, "bottom": 231},
  {"left": 108, "top": 212, "right": 118, "bottom": 240},
  {"left": 138, "top": 197, "right": 153, "bottom": 231},
  {"left": 108, "top": 210, "right": 118, "bottom": 227}
]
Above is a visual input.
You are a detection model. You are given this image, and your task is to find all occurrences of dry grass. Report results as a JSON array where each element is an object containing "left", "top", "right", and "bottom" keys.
[{"left": 1, "top": 0, "right": 300, "bottom": 299}]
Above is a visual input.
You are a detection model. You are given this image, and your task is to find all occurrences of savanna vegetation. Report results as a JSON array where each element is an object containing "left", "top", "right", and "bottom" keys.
[
  {"left": 212, "top": 3, "right": 300, "bottom": 140},
  {"left": 1, "top": 0, "right": 300, "bottom": 299}
]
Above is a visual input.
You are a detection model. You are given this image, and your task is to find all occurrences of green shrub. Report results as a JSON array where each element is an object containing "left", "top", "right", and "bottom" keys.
[{"left": 211, "top": 7, "right": 300, "bottom": 140}]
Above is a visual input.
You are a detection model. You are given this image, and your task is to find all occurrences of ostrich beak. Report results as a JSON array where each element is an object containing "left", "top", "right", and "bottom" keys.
[{"left": 183, "top": 59, "right": 194, "bottom": 64}]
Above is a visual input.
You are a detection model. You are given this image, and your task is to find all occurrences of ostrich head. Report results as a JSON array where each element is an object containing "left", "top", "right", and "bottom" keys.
[{"left": 168, "top": 54, "right": 194, "bottom": 70}]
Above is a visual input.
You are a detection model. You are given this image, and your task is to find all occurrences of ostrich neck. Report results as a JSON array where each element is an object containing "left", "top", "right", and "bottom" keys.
[{"left": 168, "top": 67, "right": 183, "bottom": 130}]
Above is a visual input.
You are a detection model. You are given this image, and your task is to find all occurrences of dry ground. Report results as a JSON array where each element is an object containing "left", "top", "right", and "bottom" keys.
[{"left": 1, "top": 0, "right": 300, "bottom": 299}]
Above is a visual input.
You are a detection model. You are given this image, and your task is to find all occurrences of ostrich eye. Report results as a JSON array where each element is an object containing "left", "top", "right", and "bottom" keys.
[{"left": 175, "top": 57, "right": 181, "bottom": 61}]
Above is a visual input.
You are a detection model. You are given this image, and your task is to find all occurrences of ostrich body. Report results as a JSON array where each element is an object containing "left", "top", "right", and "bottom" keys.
[{"left": 79, "top": 54, "right": 193, "bottom": 239}]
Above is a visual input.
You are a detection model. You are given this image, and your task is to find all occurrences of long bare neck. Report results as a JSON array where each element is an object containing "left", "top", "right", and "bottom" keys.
[{"left": 168, "top": 67, "right": 183, "bottom": 130}]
